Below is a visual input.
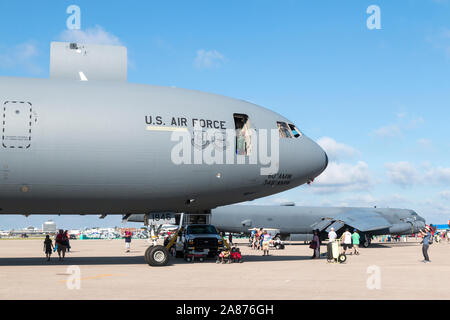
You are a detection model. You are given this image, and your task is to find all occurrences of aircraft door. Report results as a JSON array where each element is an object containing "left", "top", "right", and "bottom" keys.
[
  {"left": 2, "top": 101, "right": 33, "bottom": 149},
  {"left": 234, "top": 114, "right": 252, "bottom": 156}
]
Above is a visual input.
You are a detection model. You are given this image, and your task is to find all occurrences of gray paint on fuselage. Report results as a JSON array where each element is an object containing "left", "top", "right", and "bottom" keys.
[{"left": 0, "top": 77, "right": 327, "bottom": 214}]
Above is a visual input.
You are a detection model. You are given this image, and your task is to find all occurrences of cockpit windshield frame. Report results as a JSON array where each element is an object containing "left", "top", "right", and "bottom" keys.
[{"left": 288, "top": 123, "right": 303, "bottom": 138}]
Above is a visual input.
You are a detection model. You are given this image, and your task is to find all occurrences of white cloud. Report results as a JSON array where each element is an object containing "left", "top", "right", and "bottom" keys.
[
  {"left": 408, "top": 117, "right": 424, "bottom": 128},
  {"left": 0, "top": 41, "right": 41, "bottom": 74},
  {"left": 427, "top": 27, "right": 450, "bottom": 58},
  {"left": 372, "top": 113, "right": 424, "bottom": 139},
  {"left": 310, "top": 138, "right": 370, "bottom": 193},
  {"left": 384, "top": 162, "right": 450, "bottom": 187},
  {"left": 373, "top": 124, "right": 402, "bottom": 138},
  {"left": 396, "top": 112, "right": 407, "bottom": 119},
  {"left": 385, "top": 162, "right": 421, "bottom": 187},
  {"left": 311, "top": 161, "right": 372, "bottom": 193},
  {"left": 425, "top": 167, "right": 450, "bottom": 184},
  {"left": 317, "top": 137, "right": 359, "bottom": 162},
  {"left": 439, "top": 190, "right": 450, "bottom": 200},
  {"left": 194, "top": 49, "right": 226, "bottom": 69},
  {"left": 58, "top": 26, "right": 122, "bottom": 46},
  {"left": 338, "top": 194, "right": 377, "bottom": 207},
  {"left": 417, "top": 138, "right": 432, "bottom": 148}
]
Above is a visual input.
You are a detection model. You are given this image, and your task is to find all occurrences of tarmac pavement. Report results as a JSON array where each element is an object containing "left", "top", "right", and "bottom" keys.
[{"left": 0, "top": 238, "right": 448, "bottom": 300}]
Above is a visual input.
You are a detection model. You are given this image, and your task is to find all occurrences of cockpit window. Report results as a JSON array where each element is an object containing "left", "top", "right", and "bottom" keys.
[
  {"left": 288, "top": 124, "right": 303, "bottom": 138},
  {"left": 277, "top": 122, "right": 292, "bottom": 138},
  {"left": 234, "top": 114, "right": 252, "bottom": 155}
]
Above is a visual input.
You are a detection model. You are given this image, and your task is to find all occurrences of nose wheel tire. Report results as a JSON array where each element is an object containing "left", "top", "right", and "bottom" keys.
[{"left": 145, "top": 245, "right": 169, "bottom": 266}]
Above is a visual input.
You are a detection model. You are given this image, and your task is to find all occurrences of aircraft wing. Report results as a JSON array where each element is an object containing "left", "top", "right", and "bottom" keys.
[{"left": 311, "top": 208, "right": 392, "bottom": 233}]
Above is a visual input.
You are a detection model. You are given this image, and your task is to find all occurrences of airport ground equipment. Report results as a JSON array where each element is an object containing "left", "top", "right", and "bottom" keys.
[
  {"left": 271, "top": 238, "right": 285, "bottom": 250},
  {"left": 144, "top": 213, "right": 225, "bottom": 266},
  {"left": 181, "top": 224, "right": 226, "bottom": 262},
  {"left": 326, "top": 240, "right": 346, "bottom": 264}
]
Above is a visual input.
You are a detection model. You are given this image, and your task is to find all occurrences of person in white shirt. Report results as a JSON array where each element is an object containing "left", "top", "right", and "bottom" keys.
[
  {"left": 328, "top": 228, "right": 337, "bottom": 242},
  {"left": 341, "top": 228, "right": 353, "bottom": 255}
]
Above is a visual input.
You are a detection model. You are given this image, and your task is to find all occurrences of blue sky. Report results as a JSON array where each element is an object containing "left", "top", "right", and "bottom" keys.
[{"left": 0, "top": 0, "right": 449, "bottom": 229}]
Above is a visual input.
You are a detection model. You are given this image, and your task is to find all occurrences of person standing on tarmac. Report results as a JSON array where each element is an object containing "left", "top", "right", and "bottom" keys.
[
  {"left": 65, "top": 230, "right": 71, "bottom": 252},
  {"left": 262, "top": 231, "right": 272, "bottom": 256},
  {"left": 328, "top": 227, "right": 337, "bottom": 242},
  {"left": 124, "top": 229, "right": 133, "bottom": 253},
  {"left": 251, "top": 232, "right": 257, "bottom": 250},
  {"left": 341, "top": 228, "right": 353, "bottom": 255},
  {"left": 419, "top": 226, "right": 432, "bottom": 263},
  {"left": 43, "top": 235, "right": 54, "bottom": 261},
  {"left": 55, "top": 229, "right": 68, "bottom": 261},
  {"left": 311, "top": 230, "right": 321, "bottom": 259},
  {"left": 228, "top": 233, "right": 233, "bottom": 246},
  {"left": 352, "top": 229, "right": 360, "bottom": 255},
  {"left": 257, "top": 228, "right": 263, "bottom": 250}
]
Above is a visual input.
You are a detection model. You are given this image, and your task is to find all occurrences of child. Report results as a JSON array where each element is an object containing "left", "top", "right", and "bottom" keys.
[
  {"left": 43, "top": 235, "right": 54, "bottom": 261},
  {"left": 216, "top": 250, "right": 230, "bottom": 264},
  {"left": 262, "top": 231, "right": 272, "bottom": 256},
  {"left": 230, "top": 247, "right": 243, "bottom": 263}
]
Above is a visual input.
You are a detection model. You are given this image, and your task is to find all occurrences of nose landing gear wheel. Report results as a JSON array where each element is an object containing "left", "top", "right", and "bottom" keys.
[{"left": 145, "top": 245, "right": 169, "bottom": 266}]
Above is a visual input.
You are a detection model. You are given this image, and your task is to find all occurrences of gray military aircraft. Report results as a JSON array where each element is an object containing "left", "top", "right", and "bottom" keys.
[
  {"left": 0, "top": 42, "right": 328, "bottom": 265},
  {"left": 208, "top": 204, "right": 427, "bottom": 247}
]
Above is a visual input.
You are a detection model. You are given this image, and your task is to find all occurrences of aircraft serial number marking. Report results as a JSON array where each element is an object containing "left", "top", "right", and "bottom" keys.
[{"left": 264, "top": 173, "right": 293, "bottom": 186}]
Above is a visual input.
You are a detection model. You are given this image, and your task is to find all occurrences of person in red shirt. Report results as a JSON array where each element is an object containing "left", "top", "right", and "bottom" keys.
[
  {"left": 55, "top": 230, "right": 68, "bottom": 261},
  {"left": 124, "top": 229, "right": 133, "bottom": 252}
]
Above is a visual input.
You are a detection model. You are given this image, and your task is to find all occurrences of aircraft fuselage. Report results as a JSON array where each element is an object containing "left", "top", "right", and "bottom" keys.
[{"left": 0, "top": 77, "right": 327, "bottom": 214}]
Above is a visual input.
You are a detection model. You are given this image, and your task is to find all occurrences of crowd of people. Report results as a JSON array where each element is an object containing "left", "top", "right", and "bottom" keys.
[
  {"left": 43, "top": 228, "right": 135, "bottom": 261},
  {"left": 43, "top": 229, "right": 71, "bottom": 262},
  {"left": 249, "top": 228, "right": 273, "bottom": 256},
  {"left": 308, "top": 228, "right": 361, "bottom": 260},
  {"left": 42, "top": 225, "right": 444, "bottom": 264},
  {"left": 314, "top": 225, "right": 440, "bottom": 263}
]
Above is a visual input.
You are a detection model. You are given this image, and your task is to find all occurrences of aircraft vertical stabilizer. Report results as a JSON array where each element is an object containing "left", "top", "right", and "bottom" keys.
[{"left": 49, "top": 42, "right": 127, "bottom": 81}]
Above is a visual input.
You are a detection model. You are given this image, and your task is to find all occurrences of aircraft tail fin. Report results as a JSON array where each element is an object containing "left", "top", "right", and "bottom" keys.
[{"left": 49, "top": 42, "right": 127, "bottom": 82}]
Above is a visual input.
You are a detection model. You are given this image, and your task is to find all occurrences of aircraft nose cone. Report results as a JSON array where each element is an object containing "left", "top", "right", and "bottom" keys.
[
  {"left": 324, "top": 151, "right": 329, "bottom": 171},
  {"left": 415, "top": 220, "right": 426, "bottom": 232},
  {"left": 297, "top": 136, "right": 329, "bottom": 182}
]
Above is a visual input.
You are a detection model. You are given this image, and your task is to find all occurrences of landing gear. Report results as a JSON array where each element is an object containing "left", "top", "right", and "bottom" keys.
[
  {"left": 338, "top": 253, "right": 347, "bottom": 263},
  {"left": 145, "top": 245, "right": 169, "bottom": 266},
  {"left": 362, "top": 234, "right": 372, "bottom": 248}
]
